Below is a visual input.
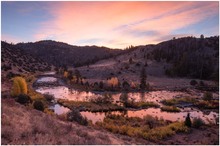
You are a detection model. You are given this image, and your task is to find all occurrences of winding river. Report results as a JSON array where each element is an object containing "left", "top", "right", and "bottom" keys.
[{"left": 35, "top": 73, "right": 219, "bottom": 124}]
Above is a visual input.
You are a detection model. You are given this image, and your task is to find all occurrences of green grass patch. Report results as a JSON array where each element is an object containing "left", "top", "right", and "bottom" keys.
[
  {"left": 194, "top": 100, "right": 219, "bottom": 109},
  {"left": 161, "top": 106, "right": 181, "bottom": 112},
  {"left": 57, "top": 99, "right": 125, "bottom": 112},
  {"left": 161, "top": 96, "right": 196, "bottom": 106},
  {"left": 124, "top": 101, "right": 159, "bottom": 109}
]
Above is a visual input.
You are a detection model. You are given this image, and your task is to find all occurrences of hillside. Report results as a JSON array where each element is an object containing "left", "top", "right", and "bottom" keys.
[
  {"left": 1, "top": 98, "right": 147, "bottom": 145},
  {"left": 1, "top": 41, "right": 54, "bottom": 92},
  {"left": 75, "top": 36, "right": 219, "bottom": 89},
  {"left": 16, "top": 40, "right": 123, "bottom": 67}
]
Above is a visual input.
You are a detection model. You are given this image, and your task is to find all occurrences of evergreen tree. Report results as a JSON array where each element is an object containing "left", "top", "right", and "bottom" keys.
[
  {"left": 74, "top": 69, "right": 81, "bottom": 84},
  {"left": 129, "top": 57, "right": 133, "bottom": 64},
  {"left": 140, "top": 67, "right": 147, "bottom": 90},
  {"left": 184, "top": 113, "right": 192, "bottom": 127}
]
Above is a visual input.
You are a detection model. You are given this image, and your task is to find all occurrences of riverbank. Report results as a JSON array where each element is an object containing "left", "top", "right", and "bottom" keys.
[
  {"left": 2, "top": 98, "right": 219, "bottom": 145},
  {"left": 1, "top": 98, "right": 147, "bottom": 145}
]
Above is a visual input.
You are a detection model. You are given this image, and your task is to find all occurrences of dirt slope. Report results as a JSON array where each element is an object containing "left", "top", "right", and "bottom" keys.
[{"left": 1, "top": 98, "right": 151, "bottom": 145}]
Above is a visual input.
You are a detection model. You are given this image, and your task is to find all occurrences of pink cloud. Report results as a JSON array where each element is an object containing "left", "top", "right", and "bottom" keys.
[{"left": 34, "top": 1, "right": 219, "bottom": 48}]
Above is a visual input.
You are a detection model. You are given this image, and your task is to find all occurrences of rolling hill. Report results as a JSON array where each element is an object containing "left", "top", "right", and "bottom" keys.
[
  {"left": 75, "top": 36, "right": 219, "bottom": 89},
  {"left": 16, "top": 40, "right": 123, "bottom": 67}
]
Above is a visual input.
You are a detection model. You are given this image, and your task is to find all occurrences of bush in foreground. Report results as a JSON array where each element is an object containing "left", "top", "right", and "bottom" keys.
[
  {"left": 33, "top": 100, "right": 45, "bottom": 111},
  {"left": 190, "top": 80, "right": 198, "bottom": 86},
  {"left": 11, "top": 76, "right": 28, "bottom": 96},
  {"left": 67, "top": 109, "right": 88, "bottom": 126},
  {"left": 192, "top": 117, "right": 204, "bottom": 128},
  {"left": 203, "top": 92, "right": 213, "bottom": 101},
  {"left": 16, "top": 94, "right": 32, "bottom": 105}
]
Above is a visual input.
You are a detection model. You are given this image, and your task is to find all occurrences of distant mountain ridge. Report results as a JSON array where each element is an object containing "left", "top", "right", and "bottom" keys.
[
  {"left": 16, "top": 40, "right": 123, "bottom": 67},
  {"left": 2, "top": 35, "right": 219, "bottom": 80}
]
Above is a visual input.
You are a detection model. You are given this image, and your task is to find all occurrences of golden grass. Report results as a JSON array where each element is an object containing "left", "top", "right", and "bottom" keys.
[{"left": 96, "top": 114, "right": 189, "bottom": 141}]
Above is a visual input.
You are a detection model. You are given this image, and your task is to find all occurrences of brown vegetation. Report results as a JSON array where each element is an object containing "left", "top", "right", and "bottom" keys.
[{"left": 1, "top": 98, "right": 141, "bottom": 145}]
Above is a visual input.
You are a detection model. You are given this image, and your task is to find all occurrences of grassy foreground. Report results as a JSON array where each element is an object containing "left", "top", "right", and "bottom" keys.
[{"left": 1, "top": 98, "right": 145, "bottom": 145}]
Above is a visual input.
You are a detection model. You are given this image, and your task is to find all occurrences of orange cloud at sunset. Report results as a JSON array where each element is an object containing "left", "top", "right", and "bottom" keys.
[{"left": 31, "top": 1, "right": 219, "bottom": 48}]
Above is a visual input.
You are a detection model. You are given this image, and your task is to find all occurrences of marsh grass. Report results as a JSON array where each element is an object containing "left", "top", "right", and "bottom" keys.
[
  {"left": 161, "top": 95, "right": 218, "bottom": 110},
  {"left": 195, "top": 100, "right": 219, "bottom": 109},
  {"left": 161, "top": 106, "right": 181, "bottom": 112},
  {"left": 57, "top": 99, "right": 125, "bottom": 112},
  {"left": 125, "top": 101, "right": 160, "bottom": 109},
  {"left": 161, "top": 96, "right": 196, "bottom": 106},
  {"left": 96, "top": 114, "right": 189, "bottom": 141}
]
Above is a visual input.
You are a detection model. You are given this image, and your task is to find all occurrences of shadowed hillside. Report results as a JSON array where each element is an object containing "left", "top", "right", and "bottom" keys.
[
  {"left": 1, "top": 41, "right": 52, "bottom": 79},
  {"left": 16, "top": 40, "right": 123, "bottom": 67}
]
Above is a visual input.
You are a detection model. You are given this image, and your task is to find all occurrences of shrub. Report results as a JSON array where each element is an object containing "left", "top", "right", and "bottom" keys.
[
  {"left": 192, "top": 117, "right": 204, "bottom": 128},
  {"left": 99, "top": 81, "right": 104, "bottom": 89},
  {"left": 190, "top": 80, "right": 198, "bottom": 86},
  {"left": 199, "top": 81, "right": 205, "bottom": 86},
  {"left": 136, "top": 62, "right": 141, "bottom": 67},
  {"left": 184, "top": 113, "right": 191, "bottom": 127},
  {"left": 129, "top": 57, "right": 133, "bottom": 64},
  {"left": 161, "top": 106, "right": 180, "bottom": 112},
  {"left": 119, "top": 93, "right": 129, "bottom": 106},
  {"left": 203, "top": 92, "right": 213, "bottom": 101},
  {"left": 44, "top": 94, "right": 54, "bottom": 102},
  {"left": 67, "top": 109, "right": 88, "bottom": 126},
  {"left": 143, "top": 115, "right": 159, "bottom": 129},
  {"left": 63, "top": 71, "right": 68, "bottom": 78},
  {"left": 11, "top": 77, "right": 27, "bottom": 96},
  {"left": 93, "top": 93, "right": 113, "bottom": 104},
  {"left": 107, "top": 77, "right": 119, "bottom": 88},
  {"left": 122, "top": 81, "right": 130, "bottom": 90},
  {"left": 142, "top": 122, "right": 188, "bottom": 141},
  {"left": 16, "top": 94, "right": 32, "bottom": 105},
  {"left": 124, "top": 64, "right": 129, "bottom": 70},
  {"left": 6, "top": 72, "right": 16, "bottom": 79},
  {"left": 33, "top": 100, "right": 44, "bottom": 111},
  {"left": 140, "top": 67, "right": 147, "bottom": 90}
]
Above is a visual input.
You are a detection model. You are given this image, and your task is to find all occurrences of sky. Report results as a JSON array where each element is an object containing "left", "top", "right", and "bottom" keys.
[{"left": 1, "top": 1, "right": 219, "bottom": 49}]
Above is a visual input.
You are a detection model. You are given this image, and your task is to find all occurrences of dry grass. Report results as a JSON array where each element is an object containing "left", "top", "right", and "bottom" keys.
[
  {"left": 96, "top": 114, "right": 189, "bottom": 141},
  {"left": 1, "top": 98, "right": 137, "bottom": 145}
]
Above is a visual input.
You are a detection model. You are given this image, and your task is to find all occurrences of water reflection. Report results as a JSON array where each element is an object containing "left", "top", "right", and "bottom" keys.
[
  {"left": 81, "top": 108, "right": 218, "bottom": 124},
  {"left": 36, "top": 85, "right": 189, "bottom": 104},
  {"left": 36, "top": 77, "right": 57, "bottom": 83},
  {"left": 43, "top": 71, "right": 56, "bottom": 75},
  {"left": 36, "top": 76, "right": 219, "bottom": 125},
  {"left": 49, "top": 104, "right": 70, "bottom": 115}
]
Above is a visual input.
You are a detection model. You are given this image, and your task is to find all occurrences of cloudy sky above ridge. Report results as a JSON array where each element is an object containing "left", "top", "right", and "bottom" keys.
[{"left": 2, "top": 1, "right": 219, "bottom": 49}]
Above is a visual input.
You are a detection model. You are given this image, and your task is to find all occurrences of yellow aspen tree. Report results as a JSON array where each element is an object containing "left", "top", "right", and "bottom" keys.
[
  {"left": 107, "top": 77, "right": 119, "bottom": 87},
  {"left": 11, "top": 77, "right": 27, "bottom": 96},
  {"left": 17, "top": 77, "right": 27, "bottom": 94},
  {"left": 12, "top": 79, "right": 21, "bottom": 96},
  {"left": 63, "top": 71, "right": 68, "bottom": 78}
]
